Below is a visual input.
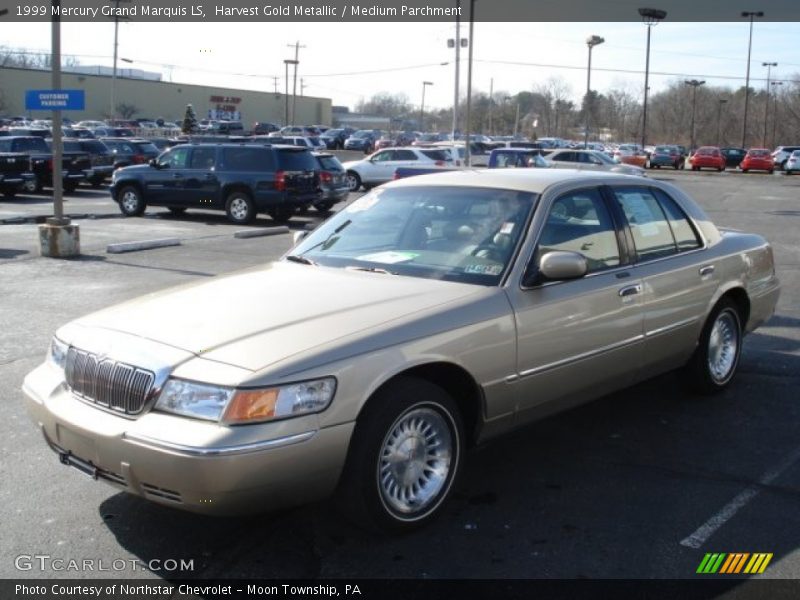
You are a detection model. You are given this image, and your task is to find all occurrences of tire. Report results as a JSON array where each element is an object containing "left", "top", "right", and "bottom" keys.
[
  {"left": 63, "top": 181, "right": 78, "bottom": 194},
  {"left": 718, "top": 167, "right": 724, "bottom": 172},
  {"left": 336, "top": 377, "right": 464, "bottom": 532},
  {"left": 315, "top": 201, "right": 333, "bottom": 213},
  {"left": 22, "top": 175, "right": 39, "bottom": 194},
  {"left": 742, "top": 169, "right": 748, "bottom": 173},
  {"left": 225, "top": 191, "right": 255, "bottom": 224},
  {"left": 769, "top": 170, "right": 774, "bottom": 175},
  {"left": 267, "top": 205, "right": 294, "bottom": 223},
  {"left": 346, "top": 171, "right": 361, "bottom": 192},
  {"left": 686, "top": 298, "right": 743, "bottom": 395},
  {"left": 118, "top": 185, "right": 146, "bottom": 216},
  {"left": 3, "top": 189, "right": 16, "bottom": 199},
  {"left": 167, "top": 207, "right": 187, "bottom": 215},
  {"left": 91, "top": 180, "right": 103, "bottom": 189}
]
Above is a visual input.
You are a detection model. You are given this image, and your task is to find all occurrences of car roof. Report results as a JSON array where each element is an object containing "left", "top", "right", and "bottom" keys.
[{"left": 385, "top": 167, "right": 642, "bottom": 194}]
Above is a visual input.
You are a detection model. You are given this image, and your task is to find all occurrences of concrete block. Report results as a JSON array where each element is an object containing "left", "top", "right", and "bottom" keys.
[
  {"left": 106, "top": 238, "right": 181, "bottom": 254},
  {"left": 233, "top": 226, "right": 290, "bottom": 239},
  {"left": 38, "top": 221, "right": 80, "bottom": 258}
]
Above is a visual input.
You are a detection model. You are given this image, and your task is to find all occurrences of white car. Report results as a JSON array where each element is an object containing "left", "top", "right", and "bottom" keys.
[
  {"left": 281, "top": 136, "right": 324, "bottom": 149},
  {"left": 545, "top": 149, "right": 646, "bottom": 177},
  {"left": 76, "top": 120, "right": 108, "bottom": 130},
  {"left": 342, "top": 147, "right": 454, "bottom": 191},
  {"left": 784, "top": 150, "right": 800, "bottom": 175}
]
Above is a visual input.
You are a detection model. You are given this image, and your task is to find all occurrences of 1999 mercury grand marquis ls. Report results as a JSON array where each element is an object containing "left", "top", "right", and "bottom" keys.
[{"left": 23, "top": 169, "right": 780, "bottom": 531}]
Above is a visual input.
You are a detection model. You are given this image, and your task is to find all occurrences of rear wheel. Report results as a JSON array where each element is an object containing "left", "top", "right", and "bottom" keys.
[
  {"left": 63, "top": 181, "right": 78, "bottom": 194},
  {"left": 167, "top": 207, "right": 187, "bottom": 215},
  {"left": 686, "top": 299, "right": 743, "bottom": 395},
  {"left": 22, "top": 175, "right": 40, "bottom": 194},
  {"left": 225, "top": 192, "right": 255, "bottom": 224},
  {"left": 3, "top": 189, "right": 16, "bottom": 198},
  {"left": 118, "top": 185, "right": 146, "bottom": 216},
  {"left": 337, "top": 377, "right": 464, "bottom": 532},
  {"left": 315, "top": 201, "right": 333, "bottom": 213},
  {"left": 346, "top": 171, "right": 361, "bottom": 192}
]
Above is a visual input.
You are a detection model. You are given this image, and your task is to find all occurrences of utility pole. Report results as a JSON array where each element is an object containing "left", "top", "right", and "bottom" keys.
[
  {"left": 488, "top": 77, "right": 493, "bottom": 135},
  {"left": 287, "top": 41, "right": 305, "bottom": 125},
  {"left": 741, "top": 11, "right": 764, "bottom": 148},
  {"left": 272, "top": 76, "right": 279, "bottom": 94},
  {"left": 762, "top": 61, "right": 777, "bottom": 147}
]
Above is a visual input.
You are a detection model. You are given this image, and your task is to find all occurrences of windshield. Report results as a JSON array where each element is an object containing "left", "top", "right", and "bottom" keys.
[
  {"left": 353, "top": 130, "right": 371, "bottom": 138},
  {"left": 291, "top": 185, "right": 536, "bottom": 286},
  {"left": 592, "top": 152, "right": 616, "bottom": 164}
]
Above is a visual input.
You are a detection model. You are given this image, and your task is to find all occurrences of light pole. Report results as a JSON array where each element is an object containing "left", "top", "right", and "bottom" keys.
[
  {"left": 638, "top": 8, "right": 666, "bottom": 151},
  {"left": 770, "top": 81, "right": 783, "bottom": 149},
  {"left": 283, "top": 59, "right": 297, "bottom": 126},
  {"left": 584, "top": 35, "right": 604, "bottom": 148},
  {"left": 447, "top": 0, "right": 464, "bottom": 140},
  {"left": 741, "top": 11, "right": 764, "bottom": 148},
  {"left": 463, "top": 0, "right": 475, "bottom": 166},
  {"left": 762, "top": 61, "right": 777, "bottom": 147},
  {"left": 685, "top": 79, "right": 705, "bottom": 151},
  {"left": 717, "top": 98, "right": 728, "bottom": 147},
  {"left": 420, "top": 81, "right": 433, "bottom": 132}
]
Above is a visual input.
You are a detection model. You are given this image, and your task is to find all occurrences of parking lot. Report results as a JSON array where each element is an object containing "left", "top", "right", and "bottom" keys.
[{"left": 1, "top": 168, "right": 799, "bottom": 581}]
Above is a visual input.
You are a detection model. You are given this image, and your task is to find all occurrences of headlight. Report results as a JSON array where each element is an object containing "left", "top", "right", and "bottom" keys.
[
  {"left": 155, "top": 380, "right": 235, "bottom": 422},
  {"left": 49, "top": 337, "right": 68, "bottom": 370},
  {"left": 154, "top": 377, "right": 336, "bottom": 424}
]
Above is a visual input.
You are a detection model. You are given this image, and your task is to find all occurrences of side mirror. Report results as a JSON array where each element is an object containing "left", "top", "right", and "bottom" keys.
[
  {"left": 292, "top": 230, "right": 310, "bottom": 245},
  {"left": 149, "top": 158, "right": 159, "bottom": 168},
  {"left": 529, "top": 251, "right": 588, "bottom": 285}
]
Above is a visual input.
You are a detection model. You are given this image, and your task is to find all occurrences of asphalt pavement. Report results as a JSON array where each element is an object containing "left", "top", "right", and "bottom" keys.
[{"left": 1, "top": 169, "right": 798, "bottom": 583}]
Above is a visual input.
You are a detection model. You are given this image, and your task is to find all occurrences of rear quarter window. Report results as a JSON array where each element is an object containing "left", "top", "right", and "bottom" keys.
[
  {"left": 221, "top": 147, "right": 274, "bottom": 171},
  {"left": 317, "top": 155, "right": 343, "bottom": 171},
  {"left": 420, "top": 150, "right": 451, "bottom": 161}
]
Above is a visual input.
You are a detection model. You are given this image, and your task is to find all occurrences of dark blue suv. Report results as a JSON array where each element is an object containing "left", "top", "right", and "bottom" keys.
[{"left": 110, "top": 143, "right": 321, "bottom": 224}]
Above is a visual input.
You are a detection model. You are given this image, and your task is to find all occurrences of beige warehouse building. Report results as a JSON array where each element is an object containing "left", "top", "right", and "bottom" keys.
[{"left": 0, "top": 66, "right": 332, "bottom": 126}]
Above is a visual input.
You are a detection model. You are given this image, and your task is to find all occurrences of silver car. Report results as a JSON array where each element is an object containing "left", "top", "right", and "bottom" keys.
[
  {"left": 545, "top": 149, "right": 646, "bottom": 176},
  {"left": 23, "top": 169, "right": 780, "bottom": 531}
]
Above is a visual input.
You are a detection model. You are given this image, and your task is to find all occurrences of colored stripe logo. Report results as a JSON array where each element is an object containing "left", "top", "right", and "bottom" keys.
[{"left": 697, "top": 553, "right": 773, "bottom": 574}]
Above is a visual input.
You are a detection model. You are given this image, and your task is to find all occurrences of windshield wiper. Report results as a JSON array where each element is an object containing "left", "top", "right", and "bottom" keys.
[
  {"left": 346, "top": 266, "right": 396, "bottom": 275},
  {"left": 285, "top": 255, "right": 317, "bottom": 265}
]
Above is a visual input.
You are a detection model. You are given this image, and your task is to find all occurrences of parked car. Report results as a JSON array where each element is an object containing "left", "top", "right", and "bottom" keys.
[
  {"left": 312, "top": 151, "right": 349, "bottom": 211},
  {"left": 614, "top": 145, "right": 648, "bottom": 168},
  {"left": 280, "top": 126, "right": 320, "bottom": 137},
  {"left": 784, "top": 149, "right": 800, "bottom": 175},
  {"left": 76, "top": 120, "right": 108, "bottom": 130},
  {"left": 343, "top": 130, "right": 383, "bottom": 154},
  {"left": 280, "top": 135, "right": 325, "bottom": 149},
  {"left": 489, "top": 148, "right": 549, "bottom": 169},
  {"left": 770, "top": 146, "right": 800, "bottom": 170},
  {"left": 720, "top": 147, "right": 747, "bottom": 169},
  {"left": 253, "top": 122, "right": 280, "bottom": 135},
  {"left": 99, "top": 138, "right": 161, "bottom": 169},
  {"left": 342, "top": 147, "right": 453, "bottom": 191},
  {"left": 544, "top": 149, "right": 646, "bottom": 176},
  {"left": 23, "top": 169, "right": 780, "bottom": 531},
  {"left": 0, "top": 136, "right": 90, "bottom": 193},
  {"left": 62, "top": 127, "right": 96, "bottom": 139},
  {"left": 319, "top": 127, "right": 354, "bottom": 150},
  {"left": 93, "top": 127, "right": 135, "bottom": 138},
  {"left": 412, "top": 133, "right": 446, "bottom": 146},
  {"left": 739, "top": 148, "right": 775, "bottom": 173},
  {"left": 689, "top": 146, "right": 726, "bottom": 171},
  {"left": 55, "top": 139, "right": 115, "bottom": 187},
  {"left": 0, "top": 151, "right": 34, "bottom": 198},
  {"left": 109, "top": 143, "right": 321, "bottom": 224},
  {"left": 648, "top": 145, "right": 684, "bottom": 170}
]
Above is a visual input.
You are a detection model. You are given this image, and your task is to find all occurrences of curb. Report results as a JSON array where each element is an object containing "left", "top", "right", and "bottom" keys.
[
  {"left": 106, "top": 238, "right": 181, "bottom": 254},
  {"left": 233, "top": 226, "right": 290, "bottom": 239},
  {"left": 1, "top": 213, "right": 123, "bottom": 226}
]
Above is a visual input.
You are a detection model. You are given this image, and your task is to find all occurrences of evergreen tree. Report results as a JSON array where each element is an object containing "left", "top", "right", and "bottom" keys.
[{"left": 182, "top": 104, "right": 198, "bottom": 134}]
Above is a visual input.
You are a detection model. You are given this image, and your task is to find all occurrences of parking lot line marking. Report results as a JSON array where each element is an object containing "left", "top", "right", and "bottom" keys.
[{"left": 680, "top": 444, "right": 800, "bottom": 549}]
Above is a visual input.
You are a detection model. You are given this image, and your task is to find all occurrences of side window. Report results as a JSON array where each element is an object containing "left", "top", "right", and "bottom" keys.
[
  {"left": 552, "top": 152, "right": 572, "bottom": 162},
  {"left": 372, "top": 151, "right": 394, "bottom": 162},
  {"left": 537, "top": 188, "right": 621, "bottom": 273},
  {"left": 221, "top": 147, "right": 274, "bottom": 171},
  {"left": 160, "top": 147, "right": 190, "bottom": 169},
  {"left": 189, "top": 147, "right": 216, "bottom": 170},
  {"left": 395, "top": 150, "right": 418, "bottom": 161},
  {"left": 652, "top": 189, "right": 702, "bottom": 251},
  {"left": 613, "top": 187, "right": 677, "bottom": 260}
]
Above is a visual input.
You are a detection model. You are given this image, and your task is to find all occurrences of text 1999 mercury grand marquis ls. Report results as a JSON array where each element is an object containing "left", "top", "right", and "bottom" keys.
[{"left": 23, "top": 169, "right": 780, "bottom": 531}]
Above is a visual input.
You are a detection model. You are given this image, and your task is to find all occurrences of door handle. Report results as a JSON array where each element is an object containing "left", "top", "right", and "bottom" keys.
[
  {"left": 172, "top": 173, "right": 183, "bottom": 179},
  {"left": 618, "top": 284, "right": 642, "bottom": 298},
  {"left": 699, "top": 265, "right": 715, "bottom": 277}
]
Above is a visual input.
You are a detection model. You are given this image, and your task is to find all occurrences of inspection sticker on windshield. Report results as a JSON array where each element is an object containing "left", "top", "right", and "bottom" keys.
[
  {"left": 464, "top": 264, "right": 503, "bottom": 275},
  {"left": 357, "top": 251, "right": 418, "bottom": 264},
  {"left": 500, "top": 221, "right": 515, "bottom": 234}
]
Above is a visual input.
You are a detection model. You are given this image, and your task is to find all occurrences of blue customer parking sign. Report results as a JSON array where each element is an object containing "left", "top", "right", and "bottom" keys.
[{"left": 25, "top": 89, "right": 85, "bottom": 111}]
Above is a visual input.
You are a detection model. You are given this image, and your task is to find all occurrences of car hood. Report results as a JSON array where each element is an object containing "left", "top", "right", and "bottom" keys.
[{"left": 62, "top": 261, "right": 487, "bottom": 373}]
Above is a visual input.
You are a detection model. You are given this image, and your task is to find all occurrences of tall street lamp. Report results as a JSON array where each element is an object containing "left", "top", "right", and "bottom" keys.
[
  {"left": 420, "top": 81, "right": 433, "bottom": 132},
  {"left": 685, "top": 79, "right": 705, "bottom": 151},
  {"left": 283, "top": 59, "right": 297, "bottom": 126},
  {"left": 770, "top": 80, "right": 783, "bottom": 149},
  {"left": 717, "top": 98, "right": 728, "bottom": 147},
  {"left": 741, "top": 11, "right": 764, "bottom": 148},
  {"left": 638, "top": 7, "right": 666, "bottom": 151},
  {"left": 584, "top": 35, "right": 604, "bottom": 148},
  {"left": 447, "top": 0, "right": 467, "bottom": 140},
  {"left": 762, "top": 61, "right": 777, "bottom": 146}
]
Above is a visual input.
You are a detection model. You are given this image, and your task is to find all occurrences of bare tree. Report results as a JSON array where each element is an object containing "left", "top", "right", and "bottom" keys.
[{"left": 116, "top": 103, "right": 139, "bottom": 119}]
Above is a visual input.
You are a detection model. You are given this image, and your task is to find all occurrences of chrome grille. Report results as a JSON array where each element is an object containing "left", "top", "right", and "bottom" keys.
[{"left": 65, "top": 348, "right": 154, "bottom": 415}]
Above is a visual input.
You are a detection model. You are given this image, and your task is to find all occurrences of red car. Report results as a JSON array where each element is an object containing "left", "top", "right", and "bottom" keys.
[
  {"left": 690, "top": 146, "right": 725, "bottom": 172},
  {"left": 739, "top": 148, "right": 774, "bottom": 173}
]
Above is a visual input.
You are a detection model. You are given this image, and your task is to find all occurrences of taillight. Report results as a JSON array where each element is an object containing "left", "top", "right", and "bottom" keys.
[
  {"left": 47, "top": 158, "right": 53, "bottom": 171},
  {"left": 434, "top": 160, "right": 445, "bottom": 166},
  {"left": 320, "top": 171, "right": 332, "bottom": 183},
  {"left": 132, "top": 154, "right": 146, "bottom": 164},
  {"left": 275, "top": 170, "right": 286, "bottom": 191}
]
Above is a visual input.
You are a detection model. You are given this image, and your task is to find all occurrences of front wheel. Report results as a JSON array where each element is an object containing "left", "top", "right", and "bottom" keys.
[
  {"left": 346, "top": 171, "right": 361, "bottom": 192},
  {"left": 686, "top": 299, "right": 743, "bottom": 395},
  {"left": 337, "top": 377, "right": 464, "bottom": 532},
  {"left": 118, "top": 185, "right": 146, "bottom": 216},
  {"left": 225, "top": 192, "right": 255, "bottom": 224},
  {"left": 22, "top": 175, "right": 40, "bottom": 194}
]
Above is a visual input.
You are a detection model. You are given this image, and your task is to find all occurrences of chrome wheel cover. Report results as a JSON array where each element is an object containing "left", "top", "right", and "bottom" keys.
[
  {"left": 121, "top": 190, "right": 139, "bottom": 213},
  {"left": 708, "top": 310, "right": 739, "bottom": 383},
  {"left": 229, "top": 197, "right": 248, "bottom": 221},
  {"left": 346, "top": 174, "right": 359, "bottom": 191},
  {"left": 378, "top": 406, "right": 453, "bottom": 518},
  {"left": 23, "top": 178, "right": 37, "bottom": 193}
]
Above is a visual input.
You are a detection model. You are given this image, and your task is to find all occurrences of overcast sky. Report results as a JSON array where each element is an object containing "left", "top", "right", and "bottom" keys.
[{"left": 3, "top": 21, "right": 799, "bottom": 111}]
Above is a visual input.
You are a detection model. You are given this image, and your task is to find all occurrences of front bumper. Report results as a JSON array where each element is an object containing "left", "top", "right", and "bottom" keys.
[{"left": 23, "top": 362, "right": 354, "bottom": 515}]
